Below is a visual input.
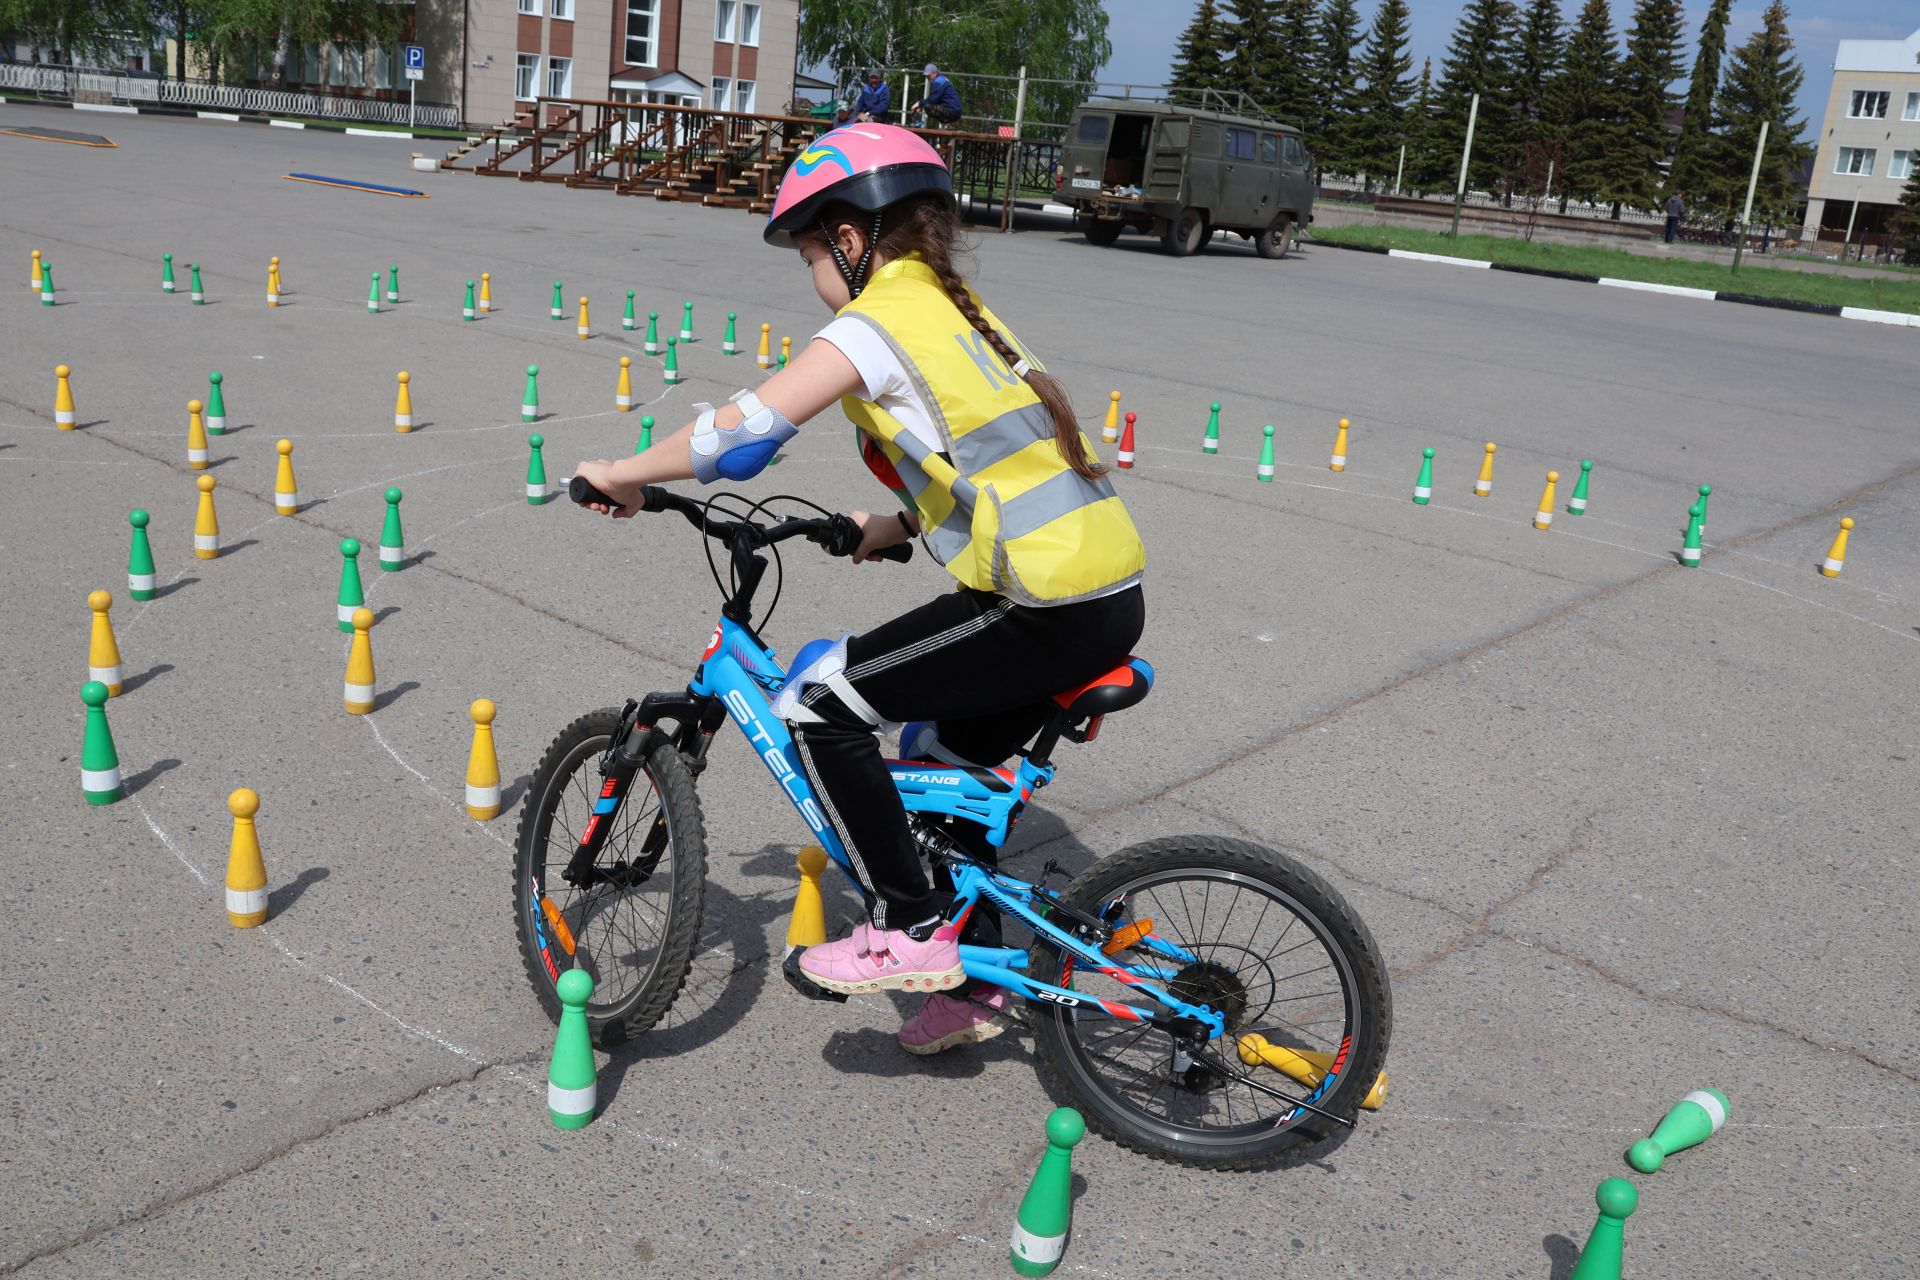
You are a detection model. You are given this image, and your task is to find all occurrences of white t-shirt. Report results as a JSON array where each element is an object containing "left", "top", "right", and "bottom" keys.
[{"left": 813, "top": 315, "right": 944, "bottom": 455}]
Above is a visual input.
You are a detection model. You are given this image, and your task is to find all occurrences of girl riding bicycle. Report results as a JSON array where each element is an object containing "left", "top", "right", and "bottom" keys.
[{"left": 573, "top": 124, "right": 1146, "bottom": 1055}]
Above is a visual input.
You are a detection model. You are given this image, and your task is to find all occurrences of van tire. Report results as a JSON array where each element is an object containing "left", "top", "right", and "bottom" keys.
[
  {"left": 1083, "top": 219, "right": 1123, "bottom": 247},
  {"left": 1256, "top": 215, "right": 1294, "bottom": 260},
  {"left": 1162, "top": 208, "right": 1209, "bottom": 257}
]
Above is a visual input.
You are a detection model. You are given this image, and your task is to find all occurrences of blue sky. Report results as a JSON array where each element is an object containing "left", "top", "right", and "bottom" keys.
[{"left": 1097, "top": 2, "right": 1917, "bottom": 129}]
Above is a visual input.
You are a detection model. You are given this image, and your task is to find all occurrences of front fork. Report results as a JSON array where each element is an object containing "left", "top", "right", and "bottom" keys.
[{"left": 562, "top": 691, "right": 723, "bottom": 889}]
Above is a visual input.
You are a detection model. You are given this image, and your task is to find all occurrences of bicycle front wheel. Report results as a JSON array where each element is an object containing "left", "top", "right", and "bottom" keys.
[
  {"left": 512, "top": 708, "right": 707, "bottom": 1047},
  {"left": 1030, "top": 836, "right": 1391, "bottom": 1169}
]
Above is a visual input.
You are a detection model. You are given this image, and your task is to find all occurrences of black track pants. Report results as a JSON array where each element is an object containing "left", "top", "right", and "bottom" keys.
[{"left": 792, "top": 584, "right": 1145, "bottom": 929}]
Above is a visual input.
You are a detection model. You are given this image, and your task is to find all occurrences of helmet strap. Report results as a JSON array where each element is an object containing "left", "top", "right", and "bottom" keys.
[{"left": 823, "top": 211, "right": 887, "bottom": 300}]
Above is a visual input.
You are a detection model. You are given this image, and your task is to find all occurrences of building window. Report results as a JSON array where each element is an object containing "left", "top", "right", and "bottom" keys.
[
  {"left": 546, "top": 56, "right": 572, "bottom": 98},
  {"left": 327, "top": 44, "right": 344, "bottom": 86},
  {"left": 515, "top": 53, "right": 538, "bottom": 101},
  {"left": 343, "top": 45, "right": 364, "bottom": 87},
  {"left": 735, "top": 79, "right": 755, "bottom": 113},
  {"left": 517, "top": 0, "right": 537, "bottom": 12},
  {"left": 1892, "top": 151, "right": 1914, "bottom": 181},
  {"left": 1905, "top": 92, "right": 1920, "bottom": 121},
  {"left": 625, "top": 0, "right": 658, "bottom": 66},
  {"left": 373, "top": 45, "right": 391, "bottom": 90},
  {"left": 1834, "top": 146, "right": 1876, "bottom": 176},
  {"left": 740, "top": 4, "right": 761, "bottom": 46},
  {"left": 711, "top": 76, "right": 729, "bottom": 110},
  {"left": 1848, "top": 90, "right": 1889, "bottom": 119},
  {"left": 301, "top": 42, "right": 320, "bottom": 84},
  {"left": 549, "top": 0, "right": 572, "bottom": 18},
  {"left": 715, "top": 0, "right": 736, "bottom": 42}
]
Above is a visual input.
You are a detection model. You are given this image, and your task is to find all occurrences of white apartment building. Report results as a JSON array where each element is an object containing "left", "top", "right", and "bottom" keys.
[{"left": 1802, "top": 25, "right": 1920, "bottom": 245}]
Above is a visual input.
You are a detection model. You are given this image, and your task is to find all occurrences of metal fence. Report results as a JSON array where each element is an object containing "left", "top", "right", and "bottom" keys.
[{"left": 0, "top": 61, "right": 458, "bottom": 128}]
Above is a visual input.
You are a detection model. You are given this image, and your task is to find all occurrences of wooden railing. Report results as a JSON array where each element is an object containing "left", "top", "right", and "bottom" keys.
[{"left": 471, "top": 99, "right": 1022, "bottom": 227}]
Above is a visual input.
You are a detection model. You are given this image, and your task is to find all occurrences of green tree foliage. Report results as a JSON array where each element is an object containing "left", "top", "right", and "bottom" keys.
[
  {"left": 1667, "top": 0, "right": 1731, "bottom": 202},
  {"left": 1546, "top": 0, "right": 1632, "bottom": 207},
  {"left": 1617, "top": 0, "right": 1686, "bottom": 208},
  {"left": 1706, "top": 0, "right": 1809, "bottom": 224},
  {"left": 1893, "top": 167, "right": 1920, "bottom": 265},
  {"left": 1168, "top": 0, "right": 1231, "bottom": 105},
  {"left": 1223, "top": 0, "right": 1316, "bottom": 124},
  {"left": 1509, "top": 0, "right": 1563, "bottom": 146},
  {"left": 797, "top": 0, "right": 1112, "bottom": 126},
  {"left": 0, "top": 0, "right": 160, "bottom": 64},
  {"left": 1312, "top": 0, "right": 1364, "bottom": 172},
  {"left": 1406, "top": 55, "right": 1441, "bottom": 188},
  {"left": 1348, "top": 0, "right": 1415, "bottom": 186},
  {"left": 1430, "top": 0, "right": 1518, "bottom": 193}
]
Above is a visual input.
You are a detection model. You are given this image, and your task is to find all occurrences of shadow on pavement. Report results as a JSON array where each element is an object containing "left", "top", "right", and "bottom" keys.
[
  {"left": 269, "top": 866, "right": 330, "bottom": 917},
  {"left": 122, "top": 757, "right": 182, "bottom": 796},
  {"left": 120, "top": 662, "right": 173, "bottom": 694}
]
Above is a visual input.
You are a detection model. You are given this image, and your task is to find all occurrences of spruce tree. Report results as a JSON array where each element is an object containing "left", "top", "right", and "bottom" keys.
[
  {"left": 1893, "top": 168, "right": 1920, "bottom": 265},
  {"left": 1707, "top": 0, "right": 1809, "bottom": 225},
  {"left": 1667, "top": 0, "right": 1731, "bottom": 204},
  {"left": 1349, "top": 0, "right": 1415, "bottom": 188},
  {"left": 1510, "top": 0, "right": 1564, "bottom": 147},
  {"left": 1170, "top": 0, "right": 1231, "bottom": 105},
  {"left": 1270, "top": 0, "right": 1321, "bottom": 128},
  {"left": 1224, "top": 0, "right": 1275, "bottom": 110},
  {"left": 1407, "top": 56, "right": 1440, "bottom": 189},
  {"left": 1313, "top": 0, "right": 1366, "bottom": 174},
  {"left": 1430, "top": 0, "right": 1520, "bottom": 195},
  {"left": 1617, "top": 0, "right": 1687, "bottom": 209},
  {"left": 1546, "top": 0, "right": 1630, "bottom": 209}
]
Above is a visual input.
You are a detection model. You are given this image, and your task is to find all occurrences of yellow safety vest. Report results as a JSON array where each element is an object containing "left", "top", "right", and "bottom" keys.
[{"left": 836, "top": 256, "right": 1146, "bottom": 606}]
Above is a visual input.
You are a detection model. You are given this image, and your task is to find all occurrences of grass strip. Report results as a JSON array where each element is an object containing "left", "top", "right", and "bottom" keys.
[{"left": 1310, "top": 222, "right": 1920, "bottom": 315}]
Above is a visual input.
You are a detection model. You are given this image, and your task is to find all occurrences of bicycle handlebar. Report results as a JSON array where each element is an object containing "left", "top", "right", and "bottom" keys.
[{"left": 567, "top": 476, "right": 914, "bottom": 564}]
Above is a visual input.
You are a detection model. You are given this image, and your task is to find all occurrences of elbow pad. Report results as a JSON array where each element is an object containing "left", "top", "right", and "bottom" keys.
[{"left": 689, "top": 390, "right": 799, "bottom": 483}]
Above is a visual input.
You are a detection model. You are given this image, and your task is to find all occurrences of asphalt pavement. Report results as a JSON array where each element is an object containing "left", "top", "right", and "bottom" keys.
[{"left": 1, "top": 102, "right": 1915, "bottom": 1278}]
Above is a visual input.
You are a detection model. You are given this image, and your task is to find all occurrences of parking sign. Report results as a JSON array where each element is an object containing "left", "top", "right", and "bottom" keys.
[{"left": 404, "top": 44, "right": 425, "bottom": 81}]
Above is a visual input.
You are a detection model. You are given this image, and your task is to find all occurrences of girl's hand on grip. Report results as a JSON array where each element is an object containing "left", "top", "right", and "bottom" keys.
[{"left": 573, "top": 459, "right": 643, "bottom": 517}]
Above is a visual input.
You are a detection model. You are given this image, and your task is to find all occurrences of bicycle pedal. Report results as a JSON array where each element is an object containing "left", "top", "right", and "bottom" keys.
[{"left": 781, "top": 946, "right": 849, "bottom": 1003}]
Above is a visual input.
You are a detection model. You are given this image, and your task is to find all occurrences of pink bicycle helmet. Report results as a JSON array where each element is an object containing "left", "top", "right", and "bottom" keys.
[{"left": 764, "top": 124, "right": 954, "bottom": 295}]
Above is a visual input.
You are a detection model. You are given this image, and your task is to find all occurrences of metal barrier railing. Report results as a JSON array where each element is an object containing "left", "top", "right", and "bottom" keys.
[{"left": 0, "top": 62, "right": 457, "bottom": 128}]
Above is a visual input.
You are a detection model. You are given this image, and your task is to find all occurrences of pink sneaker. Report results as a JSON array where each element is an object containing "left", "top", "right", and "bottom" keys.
[
  {"left": 898, "top": 986, "right": 1010, "bottom": 1056},
  {"left": 797, "top": 922, "right": 966, "bottom": 997}
]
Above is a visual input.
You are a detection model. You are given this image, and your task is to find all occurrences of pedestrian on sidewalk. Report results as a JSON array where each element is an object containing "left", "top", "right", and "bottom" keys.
[{"left": 1664, "top": 190, "right": 1685, "bottom": 244}]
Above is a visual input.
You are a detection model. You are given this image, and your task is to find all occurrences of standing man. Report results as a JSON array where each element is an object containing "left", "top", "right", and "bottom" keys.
[
  {"left": 1663, "top": 189, "right": 1685, "bottom": 244},
  {"left": 855, "top": 69, "right": 891, "bottom": 123},
  {"left": 909, "top": 63, "right": 963, "bottom": 128}
]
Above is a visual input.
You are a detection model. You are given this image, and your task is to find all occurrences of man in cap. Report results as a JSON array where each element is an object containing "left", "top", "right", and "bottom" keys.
[
  {"left": 908, "top": 62, "right": 962, "bottom": 127},
  {"left": 855, "top": 68, "right": 892, "bottom": 123}
]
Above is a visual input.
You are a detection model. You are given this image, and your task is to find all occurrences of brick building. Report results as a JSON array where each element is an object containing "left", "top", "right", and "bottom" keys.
[{"left": 417, "top": 0, "right": 799, "bottom": 128}]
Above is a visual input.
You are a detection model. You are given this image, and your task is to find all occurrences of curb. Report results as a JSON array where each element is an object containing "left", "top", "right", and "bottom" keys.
[
  {"left": 1306, "top": 236, "right": 1917, "bottom": 330},
  {"left": 0, "top": 93, "right": 471, "bottom": 142}
]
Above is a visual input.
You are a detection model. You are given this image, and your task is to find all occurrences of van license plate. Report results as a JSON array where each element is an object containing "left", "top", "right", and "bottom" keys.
[{"left": 1070, "top": 178, "right": 1100, "bottom": 190}]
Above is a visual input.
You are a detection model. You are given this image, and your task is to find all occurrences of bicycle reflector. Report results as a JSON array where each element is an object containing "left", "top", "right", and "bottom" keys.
[
  {"left": 540, "top": 895, "right": 577, "bottom": 957},
  {"left": 1102, "top": 917, "right": 1155, "bottom": 956}
]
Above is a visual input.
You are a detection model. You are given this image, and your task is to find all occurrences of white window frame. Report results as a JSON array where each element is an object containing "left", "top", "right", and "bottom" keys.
[
  {"left": 1905, "top": 91, "right": 1920, "bottom": 121},
  {"left": 1892, "top": 150, "right": 1913, "bottom": 181},
  {"left": 514, "top": 53, "right": 539, "bottom": 101},
  {"left": 624, "top": 0, "right": 659, "bottom": 67},
  {"left": 1849, "top": 89, "right": 1889, "bottom": 119},
  {"left": 549, "top": 0, "right": 572, "bottom": 18},
  {"left": 715, "top": 0, "right": 736, "bottom": 43},
  {"left": 739, "top": 4, "right": 761, "bottom": 47},
  {"left": 1835, "top": 146, "right": 1877, "bottom": 176},
  {"left": 711, "top": 76, "right": 730, "bottom": 111},
  {"left": 735, "top": 79, "right": 756, "bottom": 113},
  {"left": 516, "top": 0, "right": 538, "bottom": 12},
  {"left": 546, "top": 55, "right": 572, "bottom": 98}
]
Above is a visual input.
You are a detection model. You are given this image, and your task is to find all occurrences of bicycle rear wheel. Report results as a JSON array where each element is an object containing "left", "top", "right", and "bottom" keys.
[
  {"left": 512, "top": 708, "right": 707, "bottom": 1047},
  {"left": 1030, "top": 836, "right": 1390, "bottom": 1169}
]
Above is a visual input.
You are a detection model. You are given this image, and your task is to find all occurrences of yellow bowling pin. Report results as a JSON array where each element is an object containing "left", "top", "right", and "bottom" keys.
[
  {"left": 466, "top": 699, "right": 501, "bottom": 819},
  {"left": 187, "top": 399, "right": 209, "bottom": 468},
  {"left": 1821, "top": 517, "right": 1853, "bottom": 577},
  {"left": 193, "top": 474, "right": 220, "bottom": 559},
  {"left": 54, "top": 364, "right": 76, "bottom": 428},
  {"left": 616, "top": 356, "right": 633, "bottom": 411},
  {"left": 785, "top": 845, "right": 829, "bottom": 950},
  {"left": 1475, "top": 442, "right": 1496, "bottom": 497},
  {"left": 394, "top": 371, "right": 413, "bottom": 432},
  {"left": 1534, "top": 470, "right": 1559, "bottom": 530},
  {"left": 273, "top": 439, "right": 299, "bottom": 513},
  {"left": 344, "top": 608, "right": 376, "bottom": 714},
  {"left": 1103, "top": 390, "right": 1121, "bottom": 443},
  {"left": 87, "top": 590, "right": 124, "bottom": 695},
  {"left": 1329, "top": 418, "right": 1349, "bottom": 472},
  {"left": 757, "top": 322, "right": 772, "bottom": 369},
  {"left": 478, "top": 271, "right": 492, "bottom": 313},
  {"left": 225, "top": 788, "right": 269, "bottom": 927},
  {"left": 577, "top": 295, "right": 590, "bottom": 339}
]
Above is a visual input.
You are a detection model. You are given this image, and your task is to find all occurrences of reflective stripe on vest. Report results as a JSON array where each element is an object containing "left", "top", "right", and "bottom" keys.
[{"left": 834, "top": 257, "right": 1144, "bottom": 604}]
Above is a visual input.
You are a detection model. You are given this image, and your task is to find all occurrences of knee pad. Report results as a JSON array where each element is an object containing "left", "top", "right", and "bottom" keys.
[
  {"left": 773, "top": 635, "right": 890, "bottom": 730},
  {"left": 689, "top": 390, "right": 799, "bottom": 483},
  {"left": 898, "top": 720, "right": 983, "bottom": 767}
]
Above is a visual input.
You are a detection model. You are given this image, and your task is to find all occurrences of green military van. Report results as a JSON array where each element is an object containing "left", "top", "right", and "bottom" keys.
[{"left": 1057, "top": 97, "right": 1315, "bottom": 258}]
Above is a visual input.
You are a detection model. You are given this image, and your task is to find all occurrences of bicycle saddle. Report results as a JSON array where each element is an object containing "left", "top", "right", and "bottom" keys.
[{"left": 1051, "top": 657, "right": 1153, "bottom": 721}]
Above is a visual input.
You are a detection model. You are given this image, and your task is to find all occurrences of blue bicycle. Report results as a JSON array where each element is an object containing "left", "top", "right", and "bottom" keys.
[{"left": 513, "top": 483, "right": 1391, "bottom": 1167}]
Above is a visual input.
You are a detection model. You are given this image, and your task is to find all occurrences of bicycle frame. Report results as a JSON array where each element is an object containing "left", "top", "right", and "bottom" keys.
[{"left": 608, "top": 611, "right": 1228, "bottom": 1038}]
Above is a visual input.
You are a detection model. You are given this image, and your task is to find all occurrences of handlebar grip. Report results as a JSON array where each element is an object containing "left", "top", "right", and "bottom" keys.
[
  {"left": 872, "top": 542, "right": 914, "bottom": 564},
  {"left": 568, "top": 475, "right": 618, "bottom": 508}
]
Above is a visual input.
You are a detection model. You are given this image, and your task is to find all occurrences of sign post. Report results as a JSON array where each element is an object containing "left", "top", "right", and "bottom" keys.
[{"left": 404, "top": 43, "right": 425, "bottom": 128}]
